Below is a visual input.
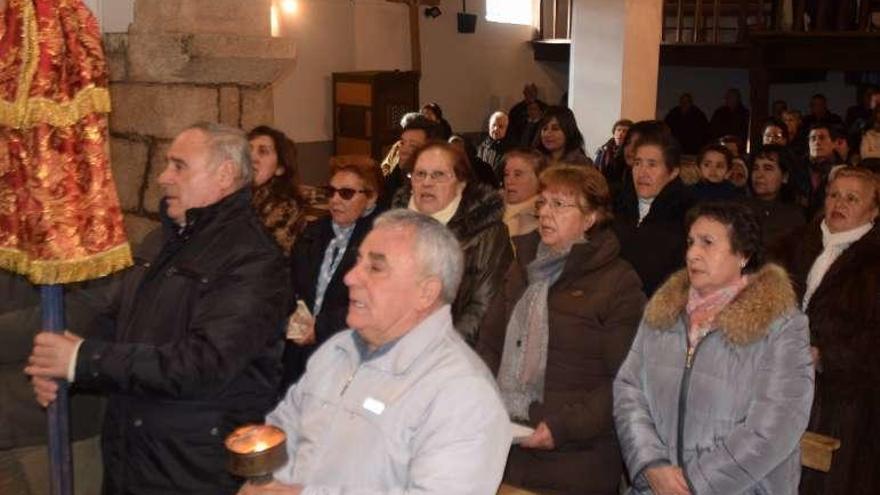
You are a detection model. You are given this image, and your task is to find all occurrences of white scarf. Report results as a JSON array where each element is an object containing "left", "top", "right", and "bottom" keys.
[
  {"left": 503, "top": 196, "right": 538, "bottom": 237},
  {"left": 408, "top": 189, "right": 463, "bottom": 225},
  {"left": 637, "top": 197, "right": 654, "bottom": 225},
  {"left": 803, "top": 220, "right": 873, "bottom": 309}
]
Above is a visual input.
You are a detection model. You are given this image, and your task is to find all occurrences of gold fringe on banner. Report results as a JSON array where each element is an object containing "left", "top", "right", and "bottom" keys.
[
  {"left": 0, "top": 243, "right": 132, "bottom": 285},
  {"left": 0, "top": 85, "right": 113, "bottom": 129}
]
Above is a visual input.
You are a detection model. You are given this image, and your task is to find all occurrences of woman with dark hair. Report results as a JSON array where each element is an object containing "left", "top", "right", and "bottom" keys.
[
  {"left": 615, "top": 201, "right": 814, "bottom": 495},
  {"left": 605, "top": 120, "right": 672, "bottom": 206},
  {"left": 248, "top": 125, "right": 307, "bottom": 256},
  {"left": 281, "top": 156, "right": 384, "bottom": 388},
  {"left": 479, "top": 165, "right": 645, "bottom": 494},
  {"left": 421, "top": 102, "right": 453, "bottom": 140},
  {"left": 392, "top": 141, "right": 512, "bottom": 344},
  {"left": 747, "top": 145, "right": 805, "bottom": 246},
  {"left": 776, "top": 168, "right": 880, "bottom": 495},
  {"left": 532, "top": 106, "right": 591, "bottom": 167},
  {"left": 612, "top": 132, "right": 695, "bottom": 296}
]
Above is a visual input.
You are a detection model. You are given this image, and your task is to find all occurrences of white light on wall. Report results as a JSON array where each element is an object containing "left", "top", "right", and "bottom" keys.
[
  {"left": 271, "top": 4, "right": 281, "bottom": 37},
  {"left": 486, "top": 0, "right": 534, "bottom": 26},
  {"left": 281, "top": 0, "right": 299, "bottom": 15}
]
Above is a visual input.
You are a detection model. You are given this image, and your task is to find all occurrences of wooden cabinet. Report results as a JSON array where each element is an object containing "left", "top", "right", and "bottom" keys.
[{"left": 332, "top": 71, "right": 420, "bottom": 161}]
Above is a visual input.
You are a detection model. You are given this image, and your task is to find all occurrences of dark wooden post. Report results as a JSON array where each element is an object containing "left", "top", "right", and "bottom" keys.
[
  {"left": 694, "top": 0, "right": 704, "bottom": 42},
  {"left": 793, "top": 0, "right": 806, "bottom": 31},
  {"left": 713, "top": 0, "right": 721, "bottom": 42},
  {"left": 386, "top": 0, "right": 441, "bottom": 73},
  {"left": 737, "top": 0, "right": 749, "bottom": 42},
  {"left": 748, "top": 43, "right": 770, "bottom": 150},
  {"left": 676, "top": 0, "right": 685, "bottom": 43}
]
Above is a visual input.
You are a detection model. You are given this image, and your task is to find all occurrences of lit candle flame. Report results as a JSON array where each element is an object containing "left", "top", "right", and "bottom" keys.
[{"left": 253, "top": 441, "right": 269, "bottom": 453}]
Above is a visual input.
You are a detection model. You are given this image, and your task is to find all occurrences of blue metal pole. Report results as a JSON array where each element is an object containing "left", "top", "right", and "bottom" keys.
[{"left": 41, "top": 285, "right": 73, "bottom": 495}]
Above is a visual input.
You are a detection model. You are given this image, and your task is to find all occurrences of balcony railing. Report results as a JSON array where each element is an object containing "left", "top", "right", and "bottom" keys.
[{"left": 663, "top": 0, "right": 880, "bottom": 44}]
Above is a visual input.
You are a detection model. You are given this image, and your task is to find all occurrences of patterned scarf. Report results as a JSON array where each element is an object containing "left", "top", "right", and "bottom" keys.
[
  {"left": 497, "top": 243, "right": 570, "bottom": 420},
  {"left": 685, "top": 275, "right": 749, "bottom": 348}
]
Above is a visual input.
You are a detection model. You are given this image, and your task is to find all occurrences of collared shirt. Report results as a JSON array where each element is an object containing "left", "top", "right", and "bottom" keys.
[
  {"left": 267, "top": 305, "right": 511, "bottom": 494},
  {"left": 312, "top": 222, "right": 356, "bottom": 316}
]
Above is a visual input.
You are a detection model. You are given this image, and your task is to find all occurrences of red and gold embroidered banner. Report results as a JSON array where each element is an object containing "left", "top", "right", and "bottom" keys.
[{"left": 0, "top": 0, "right": 131, "bottom": 284}]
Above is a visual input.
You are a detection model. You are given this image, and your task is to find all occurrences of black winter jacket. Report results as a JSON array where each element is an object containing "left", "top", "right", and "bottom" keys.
[
  {"left": 280, "top": 208, "right": 380, "bottom": 390},
  {"left": 393, "top": 182, "right": 512, "bottom": 344},
  {"left": 612, "top": 177, "right": 695, "bottom": 297},
  {"left": 72, "top": 189, "right": 291, "bottom": 494}
]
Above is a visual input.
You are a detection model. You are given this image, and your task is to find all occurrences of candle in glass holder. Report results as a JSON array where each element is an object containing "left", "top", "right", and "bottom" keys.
[{"left": 225, "top": 424, "right": 288, "bottom": 485}]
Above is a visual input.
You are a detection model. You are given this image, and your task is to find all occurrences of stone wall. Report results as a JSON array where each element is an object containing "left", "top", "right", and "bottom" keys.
[{"left": 106, "top": 0, "right": 295, "bottom": 245}]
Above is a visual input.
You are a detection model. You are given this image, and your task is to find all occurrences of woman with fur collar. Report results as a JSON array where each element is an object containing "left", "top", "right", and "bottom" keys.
[
  {"left": 614, "top": 202, "right": 814, "bottom": 495},
  {"left": 776, "top": 167, "right": 880, "bottom": 495}
]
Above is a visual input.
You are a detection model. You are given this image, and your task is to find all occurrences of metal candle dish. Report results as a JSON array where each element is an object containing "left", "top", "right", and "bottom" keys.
[{"left": 225, "top": 424, "right": 288, "bottom": 485}]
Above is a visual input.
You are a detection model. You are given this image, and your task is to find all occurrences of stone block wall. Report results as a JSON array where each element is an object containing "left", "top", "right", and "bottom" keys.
[{"left": 105, "top": 0, "right": 294, "bottom": 246}]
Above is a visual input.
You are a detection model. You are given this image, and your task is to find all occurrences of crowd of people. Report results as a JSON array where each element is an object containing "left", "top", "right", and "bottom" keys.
[{"left": 3, "top": 80, "right": 879, "bottom": 495}]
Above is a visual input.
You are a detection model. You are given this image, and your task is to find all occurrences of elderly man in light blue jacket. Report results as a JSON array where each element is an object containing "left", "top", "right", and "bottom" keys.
[{"left": 239, "top": 209, "right": 511, "bottom": 495}]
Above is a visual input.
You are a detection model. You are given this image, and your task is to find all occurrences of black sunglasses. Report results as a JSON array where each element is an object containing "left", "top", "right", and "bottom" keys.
[{"left": 321, "top": 185, "right": 370, "bottom": 200}]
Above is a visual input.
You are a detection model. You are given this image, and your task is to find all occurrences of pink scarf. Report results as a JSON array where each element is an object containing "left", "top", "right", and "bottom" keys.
[{"left": 685, "top": 275, "right": 749, "bottom": 348}]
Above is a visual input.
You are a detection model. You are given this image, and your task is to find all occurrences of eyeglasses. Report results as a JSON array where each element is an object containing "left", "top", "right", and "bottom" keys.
[
  {"left": 535, "top": 197, "right": 580, "bottom": 212},
  {"left": 322, "top": 185, "right": 370, "bottom": 200},
  {"left": 408, "top": 170, "right": 454, "bottom": 183}
]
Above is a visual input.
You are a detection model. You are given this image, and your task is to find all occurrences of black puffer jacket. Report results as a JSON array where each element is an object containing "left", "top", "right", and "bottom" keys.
[
  {"left": 393, "top": 182, "right": 512, "bottom": 344},
  {"left": 72, "top": 189, "right": 291, "bottom": 494},
  {"left": 612, "top": 177, "right": 695, "bottom": 296}
]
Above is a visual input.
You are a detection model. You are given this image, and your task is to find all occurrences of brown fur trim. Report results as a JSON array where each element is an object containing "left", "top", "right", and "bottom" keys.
[{"left": 643, "top": 263, "right": 797, "bottom": 345}]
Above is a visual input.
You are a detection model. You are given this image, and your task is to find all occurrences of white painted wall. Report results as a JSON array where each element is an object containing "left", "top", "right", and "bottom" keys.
[
  {"left": 91, "top": 0, "right": 567, "bottom": 143},
  {"left": 569, "top": 0, "right": 662, "bottom": 155},
  {"left": 272, "top": 0, "right": 357, "bottom": 144},
  {"left": 418, "top": 0, "right": 568, "bottom": 134},
  {"left": 273, "top": 0, "right": 567, "bottom": 142}
]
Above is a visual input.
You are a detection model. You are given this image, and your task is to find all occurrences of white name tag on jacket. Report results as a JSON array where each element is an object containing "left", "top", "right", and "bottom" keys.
[{"left": 362, "top": 397, "right": 386, "bottom": 415}]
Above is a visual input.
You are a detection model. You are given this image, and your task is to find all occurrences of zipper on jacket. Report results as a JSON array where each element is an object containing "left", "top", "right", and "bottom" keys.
[
  {"left": 339, "top": 366, "right": 361, "bottom": 396},
  {"left": 676, "top": 340, "right": 702, "bottom": 468}
]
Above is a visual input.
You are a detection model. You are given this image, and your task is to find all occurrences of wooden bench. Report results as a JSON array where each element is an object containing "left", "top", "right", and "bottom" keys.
[
  {"left": 497, "top": 432, "right": 841, "bottom": 495},
  {"left": 801, "top": 431, "right": 841, "bottom": 473}
]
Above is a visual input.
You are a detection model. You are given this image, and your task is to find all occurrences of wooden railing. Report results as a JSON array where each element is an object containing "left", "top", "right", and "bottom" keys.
[
  {"left": 664, "top": 0, "right": 880, "bottom": 44},
  {"left": 665, "top": 0, "right": 775, "bottom": 43},
  {"left": 539, "top": 0, "right": 574, "bottom": 40}
]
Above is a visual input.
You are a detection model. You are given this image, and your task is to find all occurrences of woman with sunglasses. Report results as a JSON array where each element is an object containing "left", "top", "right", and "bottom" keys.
[
  {"left": 391, "top": 141, "right": 512, "bottom": 345},
  {"left": 477, "top": 165, "right": 645, "bottom": 494},
  {"left": 248, "top": 126, "right": 308, "bottom": 256},
  {"left": 280, "top": 156, "right": 384, "bottom": 390}
]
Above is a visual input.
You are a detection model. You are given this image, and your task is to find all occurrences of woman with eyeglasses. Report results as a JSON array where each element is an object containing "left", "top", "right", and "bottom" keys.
[
  {"left": 477, "top": 165, "right": 645, "bottom": 494},
  {"left": 391, "top": 141, "right": 512, "bottom": 345},
  {"left": 248, "top": 126, "right": 308, "bottom": 256},
  {"left": 279, "top": 156, "right": 384, "bottom": 390}
]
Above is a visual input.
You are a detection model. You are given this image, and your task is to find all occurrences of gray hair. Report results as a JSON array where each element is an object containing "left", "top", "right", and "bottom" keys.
[
  {"left": 490, "top": 111, "right": 508, "bottom": 123},
  {"left": 373, "top": 209, "right": 464, "bottom": 304},
  {"left": 185, "top": 122, "right": 253, "bottom": 187}
]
